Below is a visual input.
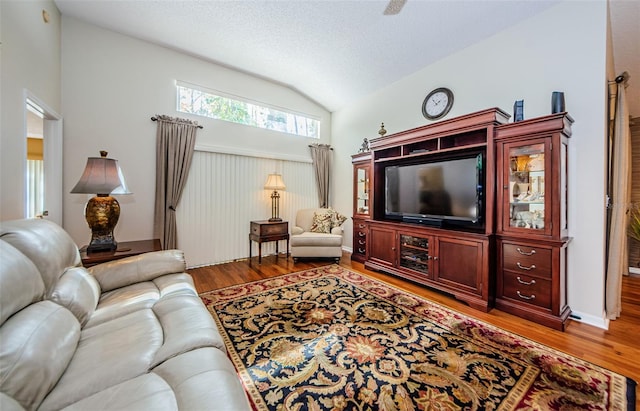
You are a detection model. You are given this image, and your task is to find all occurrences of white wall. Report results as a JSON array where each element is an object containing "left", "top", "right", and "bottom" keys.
[
  {"left": 61, "top": 17, "right": 331, "bottom": 247},
  {"left": 1, "top": 0, "right": 61, "bottom": 221},
  {"left": 332, "top": 1, "right": 609, "bottom": 327}
]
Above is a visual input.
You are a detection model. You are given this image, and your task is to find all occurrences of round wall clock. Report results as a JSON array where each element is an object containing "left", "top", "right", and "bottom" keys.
[{"left": 422, "top": 87, "right": 454, "bottom": 120}]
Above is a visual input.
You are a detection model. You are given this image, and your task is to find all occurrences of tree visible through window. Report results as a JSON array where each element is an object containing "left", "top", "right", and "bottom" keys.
[{"left": 177, "top": 83, "right": 320, "bottom": 138}]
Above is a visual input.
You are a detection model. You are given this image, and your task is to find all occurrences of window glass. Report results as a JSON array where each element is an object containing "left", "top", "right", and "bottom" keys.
[{"left": 177, "top": 82, "right": 320, "bottom": 138}]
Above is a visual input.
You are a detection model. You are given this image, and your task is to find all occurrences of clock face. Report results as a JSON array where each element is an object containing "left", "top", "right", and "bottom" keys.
[{"left": 422, "top": 87, "right": 454, "bottom": 120}]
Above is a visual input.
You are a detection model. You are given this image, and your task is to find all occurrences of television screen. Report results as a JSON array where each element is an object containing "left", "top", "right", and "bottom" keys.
[{"left": 385, "top": 154, "right": 482, "bottom": 224}]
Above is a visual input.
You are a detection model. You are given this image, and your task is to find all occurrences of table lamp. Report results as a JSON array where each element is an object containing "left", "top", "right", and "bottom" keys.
[
  {"left": 71, "top": 151, "right": 130, "bottom": 252},
  {"left": 264, "top": 173, "right": 286, "bottom": 222}
]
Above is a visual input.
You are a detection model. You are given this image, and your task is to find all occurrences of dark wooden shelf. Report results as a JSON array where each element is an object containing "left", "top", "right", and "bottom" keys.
[{"left": 80, "top": 239, "right": 162, "bottom": 267}]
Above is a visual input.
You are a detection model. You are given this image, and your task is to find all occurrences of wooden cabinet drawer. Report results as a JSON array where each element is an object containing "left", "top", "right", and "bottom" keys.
[
  {"left": 355, "top": 236, "right": 367, "bottom": 254},
  {"left": 502, "top": 271, "right": 551, "bottom": 309},
  {"left": 503, "top": 243, "right": 552, "bottom": 278},
  {"left": 351, "top": 219, "right": 368, "bottom": 261},
  {"left": 251, "top": 221, "right": 288, "bottom": 236}
]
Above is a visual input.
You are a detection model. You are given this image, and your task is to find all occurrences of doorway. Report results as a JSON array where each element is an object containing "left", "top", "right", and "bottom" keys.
[{"left": 24, "top": 92, "right": 63, "bottom": 225}]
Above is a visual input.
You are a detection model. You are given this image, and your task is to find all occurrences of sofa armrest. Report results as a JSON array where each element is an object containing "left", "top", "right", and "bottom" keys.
[
  {"left": 89, "top": 250, "right": 186, "bottom": 292},
  {"left": 291, "top": 226, "right": 304, "bottom": 235},
  {"left": 331, "top": 226, "right": 343, "bottom": 235}
]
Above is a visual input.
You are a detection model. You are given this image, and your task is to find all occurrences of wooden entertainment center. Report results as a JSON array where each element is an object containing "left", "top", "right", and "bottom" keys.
[{"left": 352, "top": 108, "right": 573, "bottom": 330}]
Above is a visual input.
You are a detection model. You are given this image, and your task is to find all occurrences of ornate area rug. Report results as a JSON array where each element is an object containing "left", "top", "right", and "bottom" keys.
[{"left": 200, "top": 265, "right": 636, "bottom": 410}]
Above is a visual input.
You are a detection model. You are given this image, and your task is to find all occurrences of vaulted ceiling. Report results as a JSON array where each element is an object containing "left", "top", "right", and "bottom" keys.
[{"left": 54, "top": 0, "right": 638, "bottom": 116}]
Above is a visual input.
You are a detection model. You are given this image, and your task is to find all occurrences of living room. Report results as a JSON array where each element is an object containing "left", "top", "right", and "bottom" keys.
[
  {"left": 3, "top": 0, "right": 634, "bottom": 326},
  {"left": 1, "top": 0, "right": 639, "bottom": 408}
]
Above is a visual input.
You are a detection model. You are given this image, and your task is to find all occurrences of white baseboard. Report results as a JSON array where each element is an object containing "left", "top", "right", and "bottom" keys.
[
  {"left": 629, "top": 266, "right": 640, "bottom": 276},
  {"left": 569, "top": 310, "right": 609, "bottom": 330},
  {"left": 342, "top": 246, "right": 353, "bottom": 253}
]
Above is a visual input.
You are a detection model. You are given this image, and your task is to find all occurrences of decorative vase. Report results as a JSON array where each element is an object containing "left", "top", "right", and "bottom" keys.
[
  {"left": 551, "top": 91, "right": 565, "bottom": 113},
  {"left": 514, "top": 100, "right": 524, "bottom": 122}
]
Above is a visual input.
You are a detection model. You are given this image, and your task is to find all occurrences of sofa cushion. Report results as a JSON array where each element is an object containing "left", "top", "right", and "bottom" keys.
[
  {"left": 0, "top": 393, "right": 24, "bottom": 411},
  {"left": 0, "top": 301, "right": 80, "bottom": 411},
  {"left": 0, "top": 219, "right": 80, "bottom": 295},
  {"left": 0, "top": 241, "right": 45, "bottom": 326},
  {"left": 290, "top": 231, "right": 343, "bottom": 247},
  {"left": 85, "top": 273, "right": 197, "bottom": 328},
  {"left": 153, "top": 347, "right": 250, "bottom": 411},
  {"left": 38, "top": 309, "right": 164, "bottom": 411},
  {"left": 60, "top": 373, "right": 177, "bottom": 411},
  {"left": 85, "top": 282, "right": 160, "bottom": 328},
  {"left": 151, "top": 294, "right": 225, "bottom": 367},
  {"left": 49, "top": 266, "right": 101, "bottom": 327}
]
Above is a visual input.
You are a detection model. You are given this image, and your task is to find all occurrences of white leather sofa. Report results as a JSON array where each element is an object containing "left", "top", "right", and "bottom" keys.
[
  {"left": 290, "top": 208, "right": 345, "bottom": 263},
  {"left": 0, "top": 219, "right": 250, "bottom": 411}
]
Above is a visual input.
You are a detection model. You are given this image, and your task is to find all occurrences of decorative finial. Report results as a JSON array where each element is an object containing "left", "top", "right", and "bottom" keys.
[
  {"left": 99, "top": 150, "right": 108, "bottom": 158},
  {"left": 378, "top": 122, "right": 387, "bottom": 137}
]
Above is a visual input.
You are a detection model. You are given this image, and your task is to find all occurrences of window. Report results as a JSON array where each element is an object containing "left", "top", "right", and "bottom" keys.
[{"left": 176, "top": 82, "right": 320, "bottom": 138}]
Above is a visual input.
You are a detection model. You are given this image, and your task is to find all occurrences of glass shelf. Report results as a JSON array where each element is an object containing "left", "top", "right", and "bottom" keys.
[
  {"left": 399, "top": 234, "right": 430, "bottom": 274},
  {"left": 355, "top": 168, "right": 370, "bottom": 216},
  {"left": 508, "top": 143, "right": 546, "bottom": 231}
]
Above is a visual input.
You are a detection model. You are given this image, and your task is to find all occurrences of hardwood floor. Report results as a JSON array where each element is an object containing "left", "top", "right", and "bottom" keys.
[{"left": 188, "top": 252, "right": 640, "bottom": 403}]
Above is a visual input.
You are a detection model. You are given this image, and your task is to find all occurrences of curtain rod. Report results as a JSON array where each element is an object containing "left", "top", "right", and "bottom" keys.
[{"left": 151, "top": 116, "right": 203, "bottom": 129}]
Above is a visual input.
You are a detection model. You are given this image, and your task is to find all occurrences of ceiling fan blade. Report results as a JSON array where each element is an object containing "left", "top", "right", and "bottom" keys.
[{"left": 383, "top": 0, "right": 407, "bottom": 15}]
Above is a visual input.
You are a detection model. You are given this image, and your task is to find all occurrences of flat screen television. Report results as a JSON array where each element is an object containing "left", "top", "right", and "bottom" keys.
[{"left": 385, "top": 153, "right": 483, "bottom": 228}]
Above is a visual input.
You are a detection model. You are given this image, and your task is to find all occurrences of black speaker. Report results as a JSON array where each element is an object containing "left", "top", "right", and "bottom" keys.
[
  {"left": 513, "top": 100, "right": 524, "bottom": 122},
  {"left": 551, "top": 91, "right": 565, "bottom": 113}
]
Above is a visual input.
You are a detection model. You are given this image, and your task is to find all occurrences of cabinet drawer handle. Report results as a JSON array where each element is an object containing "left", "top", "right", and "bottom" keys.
[
  {"left": 433, "top": 256, "right": 439, "bottom": 261},
  {"left": 358, "top": 248, "right": 366, "bottom": 253},
  {"left": 358, "top": 224, "right": 366, "bottom": 228},
  {"left": 358, "top": 240, "right": 366, "bottom": 245},
  {"left": 516, "top": 262, "right": 536, "bottom": 271},
  {"left": 358, "top": 232, "right": 366, "bottom": 237},
  {"left": 517, "top": 291, "right": 536, "bottom": 300},
  {"left": 517, "top": 276, "right": 536, "bottom": 285},
  {"left": 516, "top": 247, "right": 536, "bottom": 256}
]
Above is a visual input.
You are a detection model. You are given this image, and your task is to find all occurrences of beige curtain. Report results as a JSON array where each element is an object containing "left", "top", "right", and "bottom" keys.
[
  {"left": 605, "top": 76, "right": 631, "bottom": 320},
  {"left": 153, "top": 115, "right": 199, "bottom": 249},
  {"left": 309, "top": 144, "right": 332, "bottom": 207}
]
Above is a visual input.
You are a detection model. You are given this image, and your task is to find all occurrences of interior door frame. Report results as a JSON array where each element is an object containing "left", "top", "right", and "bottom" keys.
[{"left": 24, "top": 90, "right": 63, "bottom": 225}]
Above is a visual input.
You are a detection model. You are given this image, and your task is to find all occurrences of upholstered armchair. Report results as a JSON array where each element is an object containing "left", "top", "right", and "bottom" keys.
[{"left": 290, "top": 208, "right": 346, "bottom": 263}]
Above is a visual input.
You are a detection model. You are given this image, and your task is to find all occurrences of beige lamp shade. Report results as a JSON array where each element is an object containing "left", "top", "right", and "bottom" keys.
[
  {"left": 71, "top": 151, "right": 130, "bottom": 195},
  {"left": 264, "top": 173, "right": 286, "bottom": 191},
  {"left": 264, "top": 173, "right": 285, "bottom": 222}
]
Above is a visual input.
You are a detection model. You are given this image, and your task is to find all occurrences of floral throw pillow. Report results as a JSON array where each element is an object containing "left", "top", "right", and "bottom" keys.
[
  {"left": 329, "top": 208, "right": 347, "bottom": 229},
  {"left": 310, "top": 211, "right": 333, "bottom": 233}
]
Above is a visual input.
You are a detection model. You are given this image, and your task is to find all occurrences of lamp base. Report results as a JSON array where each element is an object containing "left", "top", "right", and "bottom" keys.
[
  {"left": 85, "top": 194, "right": 120, "bottom": 253},
  {"left": 87, "top": 239, "right": 118, "bottom": 253},
  {"left": 268, "top": 217, "right": 282, "bottom": 222}
]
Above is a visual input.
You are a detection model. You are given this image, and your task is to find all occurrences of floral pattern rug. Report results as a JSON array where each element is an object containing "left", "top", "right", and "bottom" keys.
[{"left": 200, "top": 265, "right": 636, "bottom": 410}]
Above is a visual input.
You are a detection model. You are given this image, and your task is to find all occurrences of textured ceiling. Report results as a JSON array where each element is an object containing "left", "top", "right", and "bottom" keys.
[{"left": 54, "top": 0, "right": 638, "bottom": 116}]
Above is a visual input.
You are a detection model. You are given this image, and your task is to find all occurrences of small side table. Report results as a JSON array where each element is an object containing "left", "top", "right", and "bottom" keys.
[
  {"left": 249, "top": 220, "right": 289, "bottom": 263},
  {"left": 80, "top": 239, "right": 162, "bottom": 267}
]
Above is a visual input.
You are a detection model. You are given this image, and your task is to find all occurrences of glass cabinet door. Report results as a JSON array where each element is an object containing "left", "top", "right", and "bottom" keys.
[
  {"left": 355, "top": 165, "right": 370, "bottom": 216},
  {"left": 505, "top": 140, "right": 550, "bottom": 235},
  {"left": 399, "top": 234, "right": 431, "bottom": 276}
]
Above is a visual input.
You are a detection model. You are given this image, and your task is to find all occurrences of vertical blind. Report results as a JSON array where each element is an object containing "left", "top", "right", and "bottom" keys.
[{"left": 176, "top": 150, "right": 318, "bottom": 268}]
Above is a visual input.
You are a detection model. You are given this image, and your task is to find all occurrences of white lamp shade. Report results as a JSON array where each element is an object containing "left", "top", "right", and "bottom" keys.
[{"left": 264, "top": 173, "right": 286, "bottom": 191}]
